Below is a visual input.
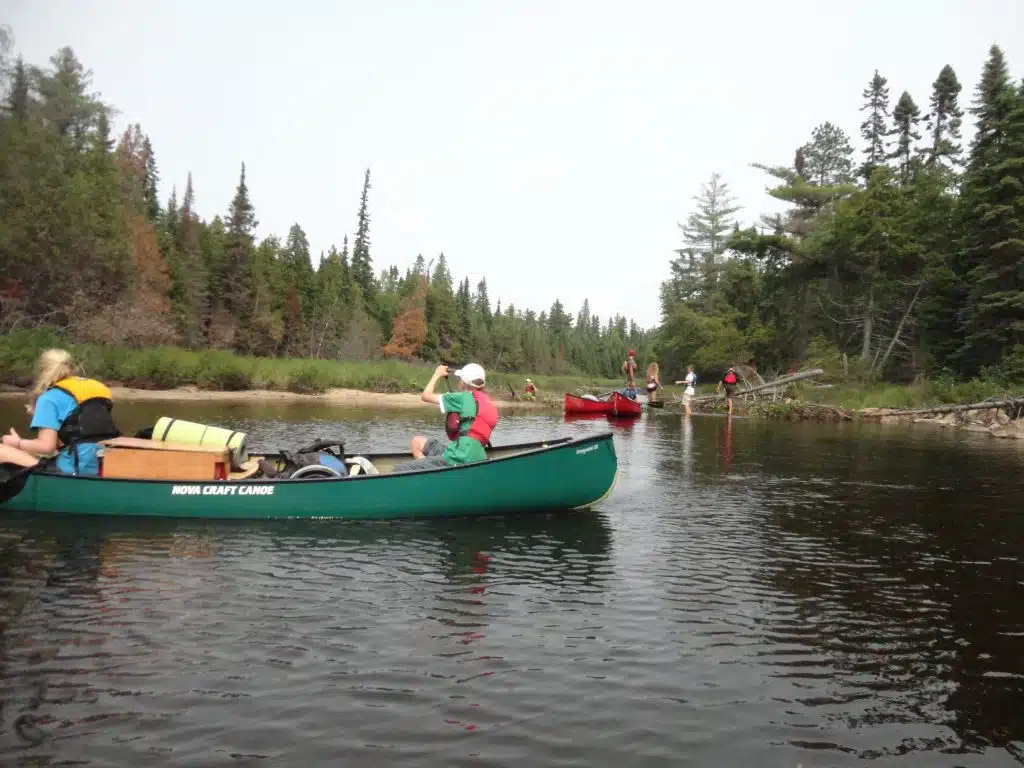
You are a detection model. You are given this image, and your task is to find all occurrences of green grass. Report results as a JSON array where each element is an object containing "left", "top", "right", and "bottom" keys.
[
  {"left": 0, "top": 328, "right": 622, "bottom": 398},
  {"left": 793, "top": 378, "right": 1021, "bottom": 410}
]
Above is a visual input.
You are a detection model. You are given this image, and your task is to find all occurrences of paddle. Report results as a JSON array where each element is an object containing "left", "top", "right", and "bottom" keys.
[{"left": 0, "top": 462, "right": 37, "bottom": 505}]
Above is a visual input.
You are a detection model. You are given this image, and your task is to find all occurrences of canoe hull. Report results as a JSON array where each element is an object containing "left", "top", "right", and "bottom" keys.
[
  {"left": 564, "top": 393, "right": 613, "bottom": 414},
  {"left": 610, "top": 392, "right": 642, "bottom": 417},
  {"left": 1, "top": 434, "right": 618, "bottom": 521}
]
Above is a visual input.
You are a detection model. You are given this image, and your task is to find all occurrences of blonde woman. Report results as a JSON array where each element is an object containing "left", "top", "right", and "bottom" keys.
[
  {"left": 645, "top": 362, "right": 662, "bottom": 403},
  {"left": 0, "top": 349, "right": 118, "bottom": 475}
]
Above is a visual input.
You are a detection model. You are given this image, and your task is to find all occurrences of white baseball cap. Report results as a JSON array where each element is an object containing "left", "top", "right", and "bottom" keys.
[{"left": 454, "top": 363, "right": 486, "bottom": 387}]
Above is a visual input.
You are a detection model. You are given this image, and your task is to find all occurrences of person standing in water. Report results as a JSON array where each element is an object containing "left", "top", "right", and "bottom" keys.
[
  {"left": 718, "top": 366, "right": 740, "bottom": 415},
  {"left": 645, "top": 362, "right": 662, "bottom": 403},
  {"left": 621, "top": 350, "right": 638, "bottom": 400},
  {"left": 675, "top": 365, "right": 697, "bottom": 416}
]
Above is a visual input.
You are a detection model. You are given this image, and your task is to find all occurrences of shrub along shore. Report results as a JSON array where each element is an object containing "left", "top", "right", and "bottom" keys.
[{"left": 0, "top": 329, "right": 616, "bottom": 405}]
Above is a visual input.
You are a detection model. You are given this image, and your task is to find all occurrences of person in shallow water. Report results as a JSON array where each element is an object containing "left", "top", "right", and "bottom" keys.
[
  {"left": 0, "top": 348, "right": 119, "bottom": 475},
  {"left": 718, "top": 366, "right": 740, "bottom": 415},
  {"left": 645, "top": 362, "right": 662, "bottom": 403},
  {"left": 392, "top": 363, "right": 500, "bottom": 474},
  {"left": 675, "top": 365, "right": 697, "bottom": 416},
  {"left": 621, "top": 350, "right": 638, "bottom": 399}
]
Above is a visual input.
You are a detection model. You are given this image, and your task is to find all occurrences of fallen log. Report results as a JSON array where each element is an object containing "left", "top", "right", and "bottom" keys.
[
  {"left": 690, "top": 368, "right": 826, "bottom": 404},
  {"left": 859, "top": 397, "right": 1024, "bottom": 419}
]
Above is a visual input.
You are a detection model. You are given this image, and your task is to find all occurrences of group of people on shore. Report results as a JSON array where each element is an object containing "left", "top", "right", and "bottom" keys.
[{"left": 619, "top": 350, "right": 741, "bottom": 415}]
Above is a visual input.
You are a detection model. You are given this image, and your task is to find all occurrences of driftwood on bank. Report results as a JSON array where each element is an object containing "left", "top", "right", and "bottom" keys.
[{"left": 859, "top": 397, "right": 1024, "bottom": 419}]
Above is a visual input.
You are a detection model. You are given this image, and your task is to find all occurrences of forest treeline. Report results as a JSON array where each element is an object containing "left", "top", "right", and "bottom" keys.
[
  {"left": 0, "top": 29, "right": 652, "bottom": 380},
  {"left": 658, "top": 44, "right": 1023, "bottom": 384}
]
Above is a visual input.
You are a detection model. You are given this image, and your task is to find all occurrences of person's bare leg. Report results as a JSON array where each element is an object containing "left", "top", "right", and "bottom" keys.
[
  {"left": 0, "top": 444, "right": 39, "bottom": 468},
  {"left": 727, "top": 397, "right": 733, "bottom": 415},
  {"left": 410, "top": 436, "right": 428, "bottom": 458}
]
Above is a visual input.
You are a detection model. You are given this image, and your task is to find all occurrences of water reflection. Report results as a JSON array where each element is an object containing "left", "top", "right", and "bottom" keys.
[{"left": 1, "top": 401, "right": 1023, "bottom": 766}]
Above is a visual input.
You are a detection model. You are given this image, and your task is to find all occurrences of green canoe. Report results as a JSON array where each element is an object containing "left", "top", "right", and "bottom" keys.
[{"left": 0, "top": 432, "right": 618, "bottom": 520}]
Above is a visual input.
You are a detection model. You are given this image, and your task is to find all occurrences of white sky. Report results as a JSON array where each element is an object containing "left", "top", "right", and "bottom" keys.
[{"left": 5, "top": 0, "right": 1022, "bottom": 328}]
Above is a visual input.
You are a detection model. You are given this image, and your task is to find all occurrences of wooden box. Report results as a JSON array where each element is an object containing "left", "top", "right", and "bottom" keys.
[{"left": 100, "top": 437, "right": 230, "bottom": 481}]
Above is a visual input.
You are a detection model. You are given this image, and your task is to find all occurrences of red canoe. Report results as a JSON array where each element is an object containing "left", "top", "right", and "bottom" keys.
[{"left": 564, "top": 392, "right": 642, "bottom": 417}]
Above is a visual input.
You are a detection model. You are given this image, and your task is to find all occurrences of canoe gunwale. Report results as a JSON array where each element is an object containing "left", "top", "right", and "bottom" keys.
[{"left": 12, "top": 433, "right": 608, "bottom": 487}]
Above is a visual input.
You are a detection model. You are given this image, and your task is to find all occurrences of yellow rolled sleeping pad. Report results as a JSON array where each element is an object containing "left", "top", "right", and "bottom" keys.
[{"left": 153, "top": 417, "right": 248, "bottom": 470}]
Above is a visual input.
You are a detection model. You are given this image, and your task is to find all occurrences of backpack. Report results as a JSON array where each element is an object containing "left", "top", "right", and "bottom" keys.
[{"left": 724, "top": 371, "right": 738, "bottom": 385}]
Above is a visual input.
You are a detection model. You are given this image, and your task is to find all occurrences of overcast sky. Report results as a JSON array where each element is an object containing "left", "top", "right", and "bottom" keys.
[{"left": 5, "top": 0, "right": 1022, "bottom": 328}]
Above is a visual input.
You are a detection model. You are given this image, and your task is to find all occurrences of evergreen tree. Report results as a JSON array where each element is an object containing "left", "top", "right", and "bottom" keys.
[
  {"left": 219, "top": 162, "right": 258, "bottom": 349},
  {"left": 142, "top": 135, "right": 160, "bottom": 222},
  {"left": 34, "top": 47, "right": 99, "bottom": 142},
  {"left": 350, "top": 168, "right": 375, "bottom": 309},
  {"left": 860, "top": 70, "right": 891, "bottom": 178},
  {"left": 958, "top": 46, "right": 1023, "bottom": 373},
  {"left": 676, "top": 172, "right": 741, "bottom": 312},
  {"left": 169, "top": 173, "right": 208, "bottom": 346},
  {"left": 475, "top": 278, "right": 492, "bottom": 325},
  {"left": 889, "top": 91, "right": 922, "bottom": 184},
  {"left": 801, "top": 122, "right": 855, "bottom": 186},
  {"left": 7, "top": 56, "right": 30, "bottom": 118},
  {"left": 924, "top": 64, "right": 964, "bottom": 168}
]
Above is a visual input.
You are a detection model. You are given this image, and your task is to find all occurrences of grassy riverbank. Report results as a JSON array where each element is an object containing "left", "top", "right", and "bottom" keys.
[{"left": 0, "top": 329, "right": 619, "bottom": 399}]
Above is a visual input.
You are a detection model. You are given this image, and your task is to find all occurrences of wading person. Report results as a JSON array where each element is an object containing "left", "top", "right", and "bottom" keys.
[
  {"left": 523, "top": 378, "right": 537, "bottom": 401},
  {"left": 675, "top": 365, "right": 697, "bottom": 416},
  {"left": 393, "top": 363, "right": 499, "bottom": 473},
  {"left": 718, "top": 366, "right": 740, "bottom": 415},
  {"left": 645, "top": 362, "right": 662, "bottom": 403},
  {"left": 621, "top": 350, "right": 638, "bottom": 400},
  {"left": 0, "top": 349, "right": 119, "bottom": 476}
]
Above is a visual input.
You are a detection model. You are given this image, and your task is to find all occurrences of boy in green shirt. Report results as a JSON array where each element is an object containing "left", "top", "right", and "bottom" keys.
[{"left": 392, "top": 363, "right": 500, "bottom": 473}]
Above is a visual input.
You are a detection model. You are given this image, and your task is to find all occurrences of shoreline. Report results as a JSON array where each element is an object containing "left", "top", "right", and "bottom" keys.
[{"left": 0, "top": 384, "right": 557, "bottom": 411}]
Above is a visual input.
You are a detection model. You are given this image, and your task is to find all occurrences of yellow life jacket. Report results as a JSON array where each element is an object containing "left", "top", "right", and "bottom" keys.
[
  {"left": 47, "top": 378, "right": 120, "bottom": 461},
  {"left": 52, "top": 377, "right": 113, "bottom": 405}
]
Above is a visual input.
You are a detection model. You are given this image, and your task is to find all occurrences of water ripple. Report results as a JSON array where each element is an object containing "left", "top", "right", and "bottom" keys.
[{"left": 1, "top": 409, "right": 1023, "bottom": 765}]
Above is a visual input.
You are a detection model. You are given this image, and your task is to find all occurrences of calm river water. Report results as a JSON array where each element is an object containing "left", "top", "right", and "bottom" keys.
[{"left": 1, "top": 400, "right": 1023, "bottom": 767}]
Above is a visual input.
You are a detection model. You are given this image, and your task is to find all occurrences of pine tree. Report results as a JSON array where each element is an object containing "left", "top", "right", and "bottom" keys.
[
  {"left": 924, "top": 65, "right": 964, "bottom": 168},
  {"left": 800, "top": 122, "right": 855, "bottom": 186},
  {"left": 350, "top": 168, "right": 375, "bottom": 309},
  {"left": 860, "top": 70, "right": 891, "bottom": 179},
  {"left": 219, "top": 162, "right": 258, "bottom": 348},
  {"left": 142, "top": 135, "right": 160, "bottom": 222},
  {"left": 7, "top": 56, "right": 30, "bottom": 118},
  {"left": 958, "top": 46, "right": 1023, "bottom": 373},
  {"left": 475, "top": 278, "right": 492, "bottom": 325},
  {"left": 171, "top": 172, "right": 208, "bottom": 346},
  {"left": 34, "top": 47, "right": 100, "bottom": 142},
  {"left": 678, "top": 172, "right": 740, "bottom": 311},
  {"left": 93, "top": 108, "right": 114, "bottom": 155},
  {"left": 889, "top": 91, "right": 922, "bottom": 184}
]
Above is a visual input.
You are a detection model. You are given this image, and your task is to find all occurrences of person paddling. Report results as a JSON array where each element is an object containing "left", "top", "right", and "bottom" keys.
[
  {"left": 394, "top": 363, "right": 499, "bottom": 473},
  {"left": 621, "top": 350, "right": 638, "bottom": 400},
  {"left": 0, "top": 349, "right": 119, "bottom": 475},
  {"left": 718, "top": 366, "right": 740, "bottom": 415},
  {"left": 675, "top": 365, "right": 697, "bottom": 416}
]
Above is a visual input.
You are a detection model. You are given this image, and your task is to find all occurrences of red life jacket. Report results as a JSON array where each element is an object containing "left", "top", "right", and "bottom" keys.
[
  {"left": 444, "top": 390, "right": 499, "bottom": 447},
  {"left": 724, "top": 371, "right": 738, "bottom": 385}
]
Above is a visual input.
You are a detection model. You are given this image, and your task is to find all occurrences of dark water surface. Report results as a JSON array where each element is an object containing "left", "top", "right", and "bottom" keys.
[{"left": 1, "top": 401, "right": 1023, "bottom": 766}]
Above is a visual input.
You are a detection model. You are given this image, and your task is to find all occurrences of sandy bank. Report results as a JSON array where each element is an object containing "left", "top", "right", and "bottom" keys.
[{"left": 0, "top": 384, "right": 557, "bottom": 411}]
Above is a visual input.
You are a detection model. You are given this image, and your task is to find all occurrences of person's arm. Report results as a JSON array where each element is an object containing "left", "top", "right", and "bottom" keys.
[
  {"left": 2, "top": 427, "right": 58, "bottom": 455},
  {"left": 419, "top": 365, "right": 450, "bottom": 405}
]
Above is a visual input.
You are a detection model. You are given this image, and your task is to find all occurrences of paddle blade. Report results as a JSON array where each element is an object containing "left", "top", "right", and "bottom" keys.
[{"left": 0, "top": 463, "right": 31, "bottom": 505}]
